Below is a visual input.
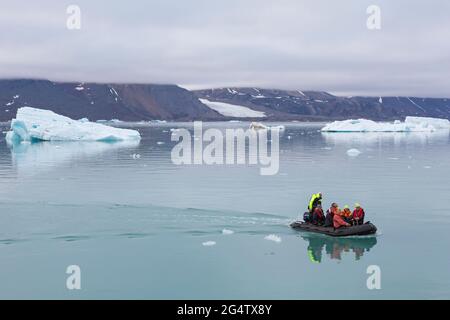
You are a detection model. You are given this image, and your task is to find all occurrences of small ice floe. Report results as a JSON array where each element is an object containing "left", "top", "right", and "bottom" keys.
[
  {"left": 222, "top": 229, "right": 234, "bottom": 235},
  {"left": 131, "top": 153, "right": 141, "bottom": 159},
  {"left": 346, "top": 148, "right": 362, "bottom": 157},
  {"left": 287, "top": 135, "right": 292, "bottom": 140},
  {"left": 264, "top": 234, "right": 282, "bottom": 243},
  {"left": 170, "top": 128, "right": 181, "bottom": 132},
  {"left": 202, "top": 241, "right": 216, "bottom": 246},
  {"left": 157, "top": 141, "right": 165, "bottom": 145},
  {"left": 424, "top": 166, "right": 432, "bottom": 169},
  {"left": 389, "top": 157, "right": 399, "bottom": 160},
  {"left": 249, "top": 122, "right": 285, "bottom": 131},
  {"left": 250, "top": 122, "right": 268, "bottom": 131}
]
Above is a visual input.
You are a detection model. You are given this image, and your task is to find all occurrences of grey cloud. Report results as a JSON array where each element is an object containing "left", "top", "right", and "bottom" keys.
[{"left": 0, "top": 0, "right": 449, "bottom": 97}]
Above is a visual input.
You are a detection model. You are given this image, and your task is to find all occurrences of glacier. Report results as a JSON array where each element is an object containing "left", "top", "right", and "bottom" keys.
[
  {"left": 321, "top": 116, "right": 450, "bottom": 132},
  {"left": 5, "top": 107, "right": 141, "bottom": 143}
]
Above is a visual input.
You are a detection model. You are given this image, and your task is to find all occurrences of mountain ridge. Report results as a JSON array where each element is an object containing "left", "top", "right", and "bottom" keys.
[{"left": 1, "top": 79, "right": 449, "bottom": 121}]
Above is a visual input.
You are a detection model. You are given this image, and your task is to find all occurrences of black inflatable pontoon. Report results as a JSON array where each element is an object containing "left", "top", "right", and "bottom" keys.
[{"left": 290, "top": 221, "right": 377, "bottom": 237}]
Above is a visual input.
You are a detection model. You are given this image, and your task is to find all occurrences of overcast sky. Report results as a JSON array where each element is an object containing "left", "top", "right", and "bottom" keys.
[{"left": 0, "top": 0, "right": 449, "bottom": 97}]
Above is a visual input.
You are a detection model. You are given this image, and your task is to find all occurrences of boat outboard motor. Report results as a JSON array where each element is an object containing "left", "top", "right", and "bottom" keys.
[{"left": 303, "top": 212, "right": 311, "bottom": 223}]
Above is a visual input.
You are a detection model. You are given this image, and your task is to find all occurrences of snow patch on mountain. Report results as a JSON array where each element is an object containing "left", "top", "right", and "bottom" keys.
[{"left": 199, "top": 98, "right": 266, "bottom": 118}]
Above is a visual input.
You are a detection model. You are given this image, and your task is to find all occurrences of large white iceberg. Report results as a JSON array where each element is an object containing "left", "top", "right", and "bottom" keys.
[
  {"left": 321, "top": 116, "right": 450, "bottom": 132},
  {"left": 5, "top": 107, "right": 141, "bottom": 143}
]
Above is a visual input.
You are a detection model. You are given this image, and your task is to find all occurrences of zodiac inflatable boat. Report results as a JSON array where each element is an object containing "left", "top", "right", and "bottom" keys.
[{"left": 290, "top": 221, "right": 377, "bottom": 237}]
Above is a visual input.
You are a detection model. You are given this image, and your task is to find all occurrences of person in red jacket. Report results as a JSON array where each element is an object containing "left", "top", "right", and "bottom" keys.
[
  {"left": 333, "top": 210, "right": 350, "bottom": 229},
  {"left": 352, "top": 203, "right": 365, "bottom": 225},
  {"left": 312, "top": 204, "right": 325, "bottom": 225}
]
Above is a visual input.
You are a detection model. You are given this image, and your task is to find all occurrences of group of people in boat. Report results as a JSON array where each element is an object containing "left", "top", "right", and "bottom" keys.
[{"left": 304, "top": 192, "right": 365, "bottom": 229}]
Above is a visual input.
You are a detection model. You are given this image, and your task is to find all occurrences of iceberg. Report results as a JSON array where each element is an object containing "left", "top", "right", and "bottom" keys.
[
  {"left": 5, "top": 107, "right": 141, "bottom": 143},
  {"left": 321, "top": 117, "right": 450, "bottom": 132},
  {"left": 403, "top": 116, "right": 450, "bottom": 130}
]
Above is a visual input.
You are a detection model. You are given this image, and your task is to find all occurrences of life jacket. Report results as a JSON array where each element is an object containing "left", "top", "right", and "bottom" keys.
[
  {"left": 330, "top": 207, "right": 340, "bottom": 216},
  {"left": 353, "top": 208, "right": 365, "bottom": 219},
  {"left": 342, "top": 208, "right": 352, "bottom": 218}
]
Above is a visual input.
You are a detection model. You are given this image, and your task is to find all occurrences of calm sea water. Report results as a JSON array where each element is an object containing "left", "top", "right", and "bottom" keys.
[{"left": 0, "top": 121, "right": 449, "bottom": 299}]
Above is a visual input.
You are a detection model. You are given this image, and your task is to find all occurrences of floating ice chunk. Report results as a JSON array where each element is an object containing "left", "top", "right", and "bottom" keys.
[
  {"left": 250, "top": 122, "right": 268, "bottom": 130},
  {"left": 249, "top": 122, "right": 285, "bottom": 132},
  {"left": 405, "top": 117, "right": 450, "bottom": 130},
  {"left": 200, "top": 98, "right": 266, "bottom": 118},
  {"left": 321, "top": 117, "right": 450, "bottom": 132},
  {"left": 346, "top": 148, "right": 361, "bottom": 157},
  {"left": 131, "top": 153, "right": 141, "bottom": 159},
  {"left": 424, "top": 165, "right": 432, "bottom": 169},
  {"left": 222, "top": 229, "right": 234, "bottom": 235},
  {"left": 157, "top": 141, "right": 165, "bottom": 145},
  {"left": 202, "top": 241, "right": 216, "bottom": 246},
  {"left": 264, "top": 234, "right": 282, "bottom": 243},
  {"left": 5, "top": 107, "right": 141, "bottom": 143}
]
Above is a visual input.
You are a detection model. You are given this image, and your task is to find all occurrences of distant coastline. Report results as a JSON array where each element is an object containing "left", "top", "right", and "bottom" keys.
[{"left": 1, "top": 79, "right": 449, "bottom": 122}]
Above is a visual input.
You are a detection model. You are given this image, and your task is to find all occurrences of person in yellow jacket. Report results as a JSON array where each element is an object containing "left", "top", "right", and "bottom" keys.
[{"left": 308, "top": 192, "right": 323, "bottom": 213}]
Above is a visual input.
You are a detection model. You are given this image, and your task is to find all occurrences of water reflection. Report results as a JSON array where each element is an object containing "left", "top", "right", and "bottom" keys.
[
  {"left": 321, "top": 130, "right": 449, "bottom": 146},
  {"left": 302, "top": 235, "right": 377, "bottom": 263},
  {"left": 8, "top": 140, "right": 140, "bottom": 175}
]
